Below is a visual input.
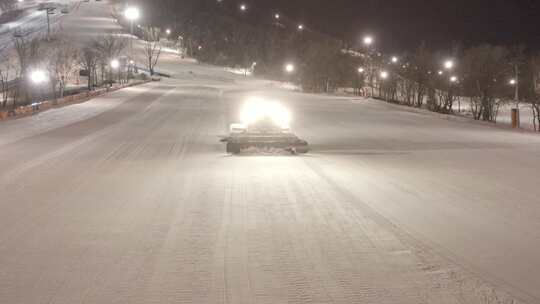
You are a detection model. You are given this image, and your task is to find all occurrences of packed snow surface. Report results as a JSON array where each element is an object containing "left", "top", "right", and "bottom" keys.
[{"left": 2, "top": 1, "right": 540, "bottom": 304}]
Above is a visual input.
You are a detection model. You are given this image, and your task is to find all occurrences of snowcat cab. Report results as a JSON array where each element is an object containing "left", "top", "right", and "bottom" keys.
[{"left": 221, "top": 97, "right": 309, "bottom": 154}]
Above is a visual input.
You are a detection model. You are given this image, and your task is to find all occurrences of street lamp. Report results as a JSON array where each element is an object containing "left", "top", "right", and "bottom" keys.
[
  {"left": 380, "top": 71, "right": 388, "bottom": 79},
  {"left": 391, "top": 56, "right": 398, "bottom": 63},
  {"left": 30, "top": 70, "right": 46, "bottom": 84},
  {"left": 358, "top": 67, "right": 364, "bottom": 73},
  {"left": 438, "top": 70, "right": 444, "bottom": 75},
  {"left": 240, "top": 4, "right": 247, "bottom": 11},
  {"left": 509, "top": 79, "right": 517, "bottom": 85},
  {"left": 124, "top": 7, "right": 139, "bottom": 59},
  {"left": 450, "top": 76, "right": 458, "bottom": 83},
  {"left": 444, "top": 60, "right": 454, "bottom": 70},
  {"left": 363, "top": 36, "right": 373, "bottom": 46},
  {"left": 124, "top": 7, "right": 140, "bottom": 22},
  {"left": 285, "top": 63, "right": 295, "bottom": 73},
  {"left": 111, "top": 59, "right": 120, "bottom": 69},
  {"left": 30, "top": 70, "right": 47, "bottom": 104},
  {"left": 274, "top": 13, "right": 280, "bottom": 20},
  {"left": 297, "top": 24, "right": 304, "bottom": 31}
]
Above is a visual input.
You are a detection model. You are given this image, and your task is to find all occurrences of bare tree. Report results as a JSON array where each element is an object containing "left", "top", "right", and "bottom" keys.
[
  {"left": 93, "top": 33, "right": 127, "bottom": 84},
  {"left": 79, "top": 47, "right": 99, "bottom": 91},
  {"left": 461, "top": 45, "right": 510, "bottom": 121},
  {"left": 0, "top": 0, "right": 16, "bottom": 12},
  {"left": 0, "top": 56, "right": 12, "bottom": 108},
  {"left": 45, "top": 38, "right": 79, "bottom": 99},
  {"left": 525, "top": 55, "right": 540, "bottom": 131},
  {"left": 142, "top": 27, "right": 162, "bottom": 75},
  {"left": 13, "top": 35, "right": 41, "bottom": 105}
]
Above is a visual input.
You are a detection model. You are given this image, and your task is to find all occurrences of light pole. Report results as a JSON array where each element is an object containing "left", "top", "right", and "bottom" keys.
[
  {"left": 124, "top": 7, "right": 140, "bottom": 60},
  {"left": 363, "top": 35, "right": 375, "bottom": 96},
  {"left": 30, "top": 70, "right": 47, "bottom": 106},
  {"left": 510, "top": 76, "right": 520, "bottom": 128},
  {"left": 45, "top": 7, "right": 55, "bottom": 41},
  {"left": 110, "top": 59, "right": 120, "bottom": 85},
  {"left": 450, "top": 75, "right": 459, "bottom": 112},
  {"left": 285, "top": 63, "right": 295, "bottom": 74},
  {"left": 284, "top": 63, "right": 295, "bottom": 82},
  {"left": 357, "top": 67, "right": 364, "bottom": 96},
  {"left": 379, "top": 70, "right": 388, "bottom": 100}
]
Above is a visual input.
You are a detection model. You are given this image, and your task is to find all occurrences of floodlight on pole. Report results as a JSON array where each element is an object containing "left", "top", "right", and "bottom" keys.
[
  {"left": 363, "top": 36, "right": 373, "bottom": 46},
  {"left": 30, "top": 70, "right": 47, "bottom": 84},
  {"left": 285, "top": 63, "right": 295, "bottom": 73},
  {"left": 124, "top": 7, "right": 140, "bottom": 21},
  {"left": 124, "top": 7, "right": 140, "bottom": 60},
  {"left": 111, "top": 59, "right": 120, "bottom": 69}
]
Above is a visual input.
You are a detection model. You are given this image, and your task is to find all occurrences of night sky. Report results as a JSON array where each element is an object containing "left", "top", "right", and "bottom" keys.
[{"left": 249, "top": 0, "right": 540, "bottom": 52}]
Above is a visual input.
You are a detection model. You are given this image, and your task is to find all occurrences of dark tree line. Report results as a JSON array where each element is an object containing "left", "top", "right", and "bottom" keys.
[
  {"left": 128, "top": 0, "right": 363, "bottom": 91},
  {"left": 131, "top": 0, "right": 540, "bottom": 129}
]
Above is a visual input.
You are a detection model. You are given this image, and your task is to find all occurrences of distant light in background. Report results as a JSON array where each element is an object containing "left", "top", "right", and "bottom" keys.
[
  {"left": 358, "top": 67, "right": 364, "bottom": 73},
  {"left": 285, "top": 63, "right": 295, "bottom": 73},
  {"left": 110, "top": 59, "right": 120, "bottom": 69},
  {"left": 380, "top": 71, "right": 388, "bottom": 79},
  {"left": 391, "top": 56, "right": 398, "bottom": 63},
  {"left": 450, "top": 76, "right": 458, "bottom": 83},
  {"left": 165, "top": 29, "right": 171, "bottom": 35},
  {"left": 274, "top": 13, "right": 280, "bottom": 20},
  {"left": 297, "top": 24, "right": 304, "bottom": 31},
  {"left": 124, "top": 7, "right": 140, "bottom": 21},
  {"left": 30, "top": 70, "right": 46, "bottom": 84},
  {"left": 509, "top": 79, "right": 517, "bottom": 85},
  {"left": 363, "top": 36, "right": 373, "bottom": 46},
  {"left": 438, "top": 70, "right": 444, "bottom": 75},
  {"left": 240, "top": 4, "right": 247, "bottom": 11},
  {"left": 444, "top": 60, "right": 454, "bottom": 69}
]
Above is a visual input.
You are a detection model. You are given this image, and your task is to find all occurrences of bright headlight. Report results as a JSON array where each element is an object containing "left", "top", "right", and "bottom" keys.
[{"left": 240, "top": 97, "right": 292, "bottom": 129}]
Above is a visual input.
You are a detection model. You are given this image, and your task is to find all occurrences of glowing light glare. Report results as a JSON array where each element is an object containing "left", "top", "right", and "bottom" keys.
[
  {"left": 124, "top": 7, "right": 140, "bottom": 21},
  {"left": 240, "top": 4, "right": 247, "bottom": 11},
  {"left": 274, "top": 13, "right": 280, "bottom": 19},
  {"left": 358, "top": 67, "right": 364, "bottom": 73},
  {"left": 285, "top": 63, "right": 295, "bottom": 73},
  {"left": 298, "top": 24, "right": 304, "bottom": 30},
  {"left": 240, "top": 98, "right": 292, "bottom": 128},
  {"left": 30, "top": 70, "right": 46, "bottom": 84},
  {"left": 380, "top": 71, "right": 389, "bottom": 79},
  {"left": 391, "top": 56, "right": 398, "bottom": 63},
  {"left": 110, "top": 59, "right": 120, "bottom": 69},
  {"left": 450, "top": 76, "right": 458, "bottom": 83},
  {"left": 166, "top": 29, "right": 171, "bottom": 35},
  {"left": 445, "top": 60, "right": 454, "bottom": 69},
  {"left": 509, "top": 79, "right": 517, "bottom": 85},
  {"left": 363, "top": 36, "right": 373, "bottom": 46}
]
